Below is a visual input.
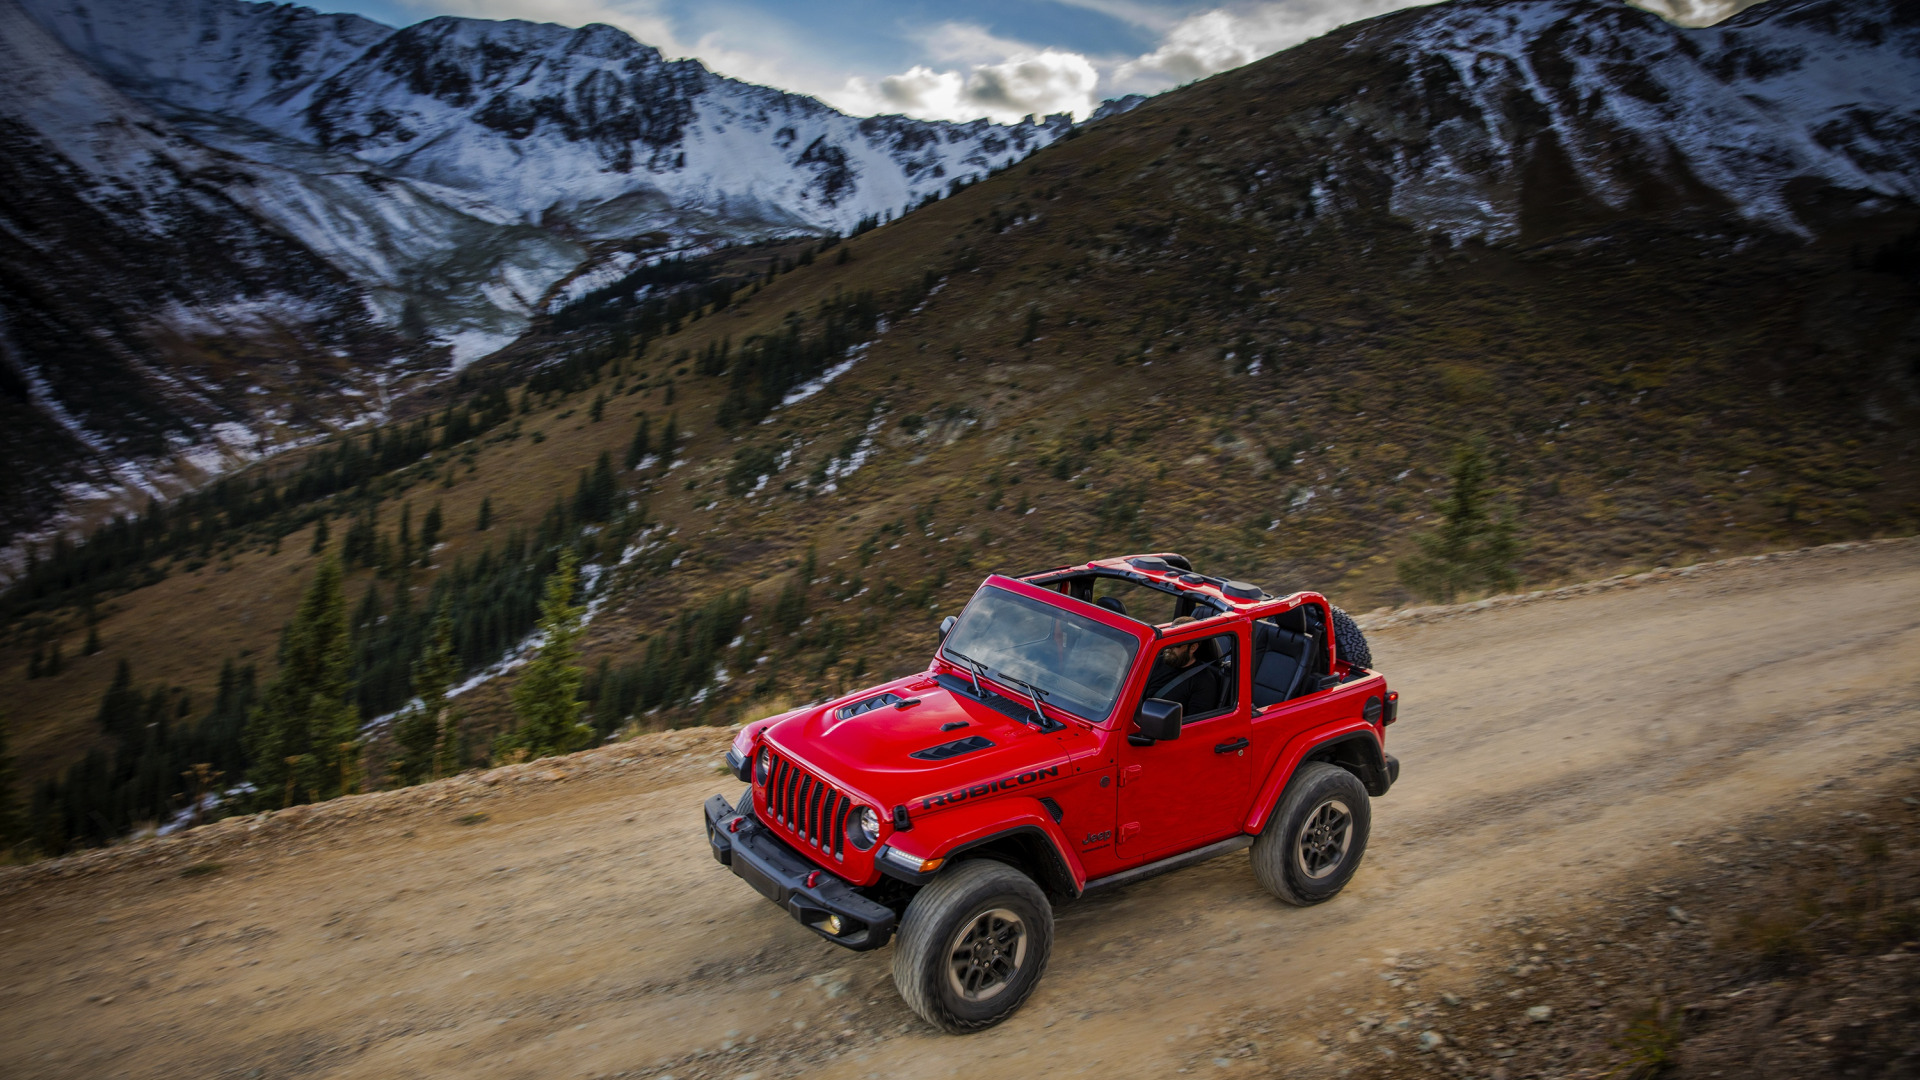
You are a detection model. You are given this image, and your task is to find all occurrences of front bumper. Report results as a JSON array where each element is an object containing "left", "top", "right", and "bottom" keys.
[{"left": 704, "top": 792, "right": 898, "bottom": 951}]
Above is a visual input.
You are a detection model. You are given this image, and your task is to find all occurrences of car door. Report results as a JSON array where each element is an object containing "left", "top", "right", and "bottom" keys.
[{"left": 1115, "top": 627, "right": 1251, "bottom": 863}]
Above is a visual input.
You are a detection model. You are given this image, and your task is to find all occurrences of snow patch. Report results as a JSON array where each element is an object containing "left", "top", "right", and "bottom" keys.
[{"left": 439, "top": 327, "right": 523, "bottom": 369}]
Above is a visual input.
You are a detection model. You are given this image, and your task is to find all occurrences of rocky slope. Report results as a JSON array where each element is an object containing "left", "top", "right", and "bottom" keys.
[
  {"left": 1351, "top": 0, "right": 1920, "bottom": 242},
  {"left": 0, "top": 0, "right": 416, "bottom": 539},
  {"left": 0, "top": 0, "right": 1069, "bottom": 546}
]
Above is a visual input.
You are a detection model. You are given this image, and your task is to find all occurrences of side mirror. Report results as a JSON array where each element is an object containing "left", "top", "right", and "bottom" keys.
[
  {"left": 939, "top": 615, "right": 957, "bottom": 639},
  {"left": 1133, "top": 698, "right": 1183, "bottom": 743}
]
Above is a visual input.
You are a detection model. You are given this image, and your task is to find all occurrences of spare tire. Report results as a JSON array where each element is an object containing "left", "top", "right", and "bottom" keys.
[{"left": 1329, "top": 606, "right": 1372, "bottom": 670}]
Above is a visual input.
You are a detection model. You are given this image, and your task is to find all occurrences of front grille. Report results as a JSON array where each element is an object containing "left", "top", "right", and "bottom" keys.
[{"left": 762, "top": 750, "right": 852, "bottom": 861}]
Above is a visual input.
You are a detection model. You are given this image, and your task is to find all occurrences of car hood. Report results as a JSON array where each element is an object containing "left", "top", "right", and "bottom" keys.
[{"left": 762, "top": 679, "right": 1094, "bottom": 811}]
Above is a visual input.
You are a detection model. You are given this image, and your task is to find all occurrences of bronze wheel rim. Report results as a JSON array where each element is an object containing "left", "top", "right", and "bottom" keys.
[
  {"left": 1295, "top": 798, "right": 1354, "bottom": 880},
  {"left": 944, "top": 907, "right": 1028, "bottom": 1002}
]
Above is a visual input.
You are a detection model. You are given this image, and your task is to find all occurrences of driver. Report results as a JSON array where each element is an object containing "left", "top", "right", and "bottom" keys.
[{"left": 1145, "top": 616, "right": 1221, "bottom": 715}]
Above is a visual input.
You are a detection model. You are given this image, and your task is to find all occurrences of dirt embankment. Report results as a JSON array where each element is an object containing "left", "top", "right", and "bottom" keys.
[{"left": 4, "top": 538, "right": 1918, "bottom": 1080}]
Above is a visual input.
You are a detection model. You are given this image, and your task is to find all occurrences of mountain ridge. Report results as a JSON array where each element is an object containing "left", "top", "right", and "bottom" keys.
[{"left": 0, "top": 0, "right": 1077, "bottom": 547}]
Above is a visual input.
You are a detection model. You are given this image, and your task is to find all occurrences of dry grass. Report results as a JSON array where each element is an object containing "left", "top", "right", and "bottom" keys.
[{"left": 5, "top": 17, "right": 1916, "bottom": 791}]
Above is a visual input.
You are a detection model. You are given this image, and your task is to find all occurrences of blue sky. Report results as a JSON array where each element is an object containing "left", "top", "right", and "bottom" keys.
[{"left": 302, "top": 0, "right": 1748, "bottom": 122}]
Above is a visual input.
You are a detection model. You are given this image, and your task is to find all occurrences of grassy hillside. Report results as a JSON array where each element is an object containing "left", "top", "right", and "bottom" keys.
[{"left": 4, "top": 5, "right": 1917, "bottom": 825}]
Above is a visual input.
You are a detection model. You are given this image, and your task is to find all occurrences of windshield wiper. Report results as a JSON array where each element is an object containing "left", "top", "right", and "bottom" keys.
[
  {"left": 994, "top": 672, "right": 1064, "bottom": 732},
  {"left": 943, "top": 648, "right": 989, "bottom": 697}
]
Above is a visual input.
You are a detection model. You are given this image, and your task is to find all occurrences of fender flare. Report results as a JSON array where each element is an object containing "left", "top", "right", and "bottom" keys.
[
  {"left": 1245, "top": 721, "right": 1387, "bottom": 834},
  {"left": 895, "top": 798, "right": 1087, "bottom": 898}
]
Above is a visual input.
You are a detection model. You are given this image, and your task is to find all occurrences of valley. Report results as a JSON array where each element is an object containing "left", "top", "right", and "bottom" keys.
[{"left": 1, "top": 0, "right": 1917, "bottom": 861}]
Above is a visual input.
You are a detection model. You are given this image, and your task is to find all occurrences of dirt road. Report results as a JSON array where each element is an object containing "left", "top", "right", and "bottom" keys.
[{"left": 6, "top": 539, "right": 1919, "bottom": 1080}]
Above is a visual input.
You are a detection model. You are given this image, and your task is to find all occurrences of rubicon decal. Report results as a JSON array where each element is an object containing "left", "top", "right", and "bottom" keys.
[{"left": 919, "top": 765, "right": 1060, "bottom": 810}]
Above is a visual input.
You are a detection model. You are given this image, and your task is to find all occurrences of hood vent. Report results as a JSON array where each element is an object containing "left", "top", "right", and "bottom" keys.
[
  {"left": 835, "top": 692, "right": 901, "bottom": 720},
  {"left": 910, "top": 735, "right": 996, "bottom": 761}
]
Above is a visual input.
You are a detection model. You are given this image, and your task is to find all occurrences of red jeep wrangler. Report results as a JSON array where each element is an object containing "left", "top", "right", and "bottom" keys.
[{"left": 704, "top": 553, "right": 1400, "bottom": 1032}]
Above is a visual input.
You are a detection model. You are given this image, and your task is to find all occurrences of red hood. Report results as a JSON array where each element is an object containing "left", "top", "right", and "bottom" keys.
[{"left": 761, "top": 679, "right": 1093, "bottom": 814}]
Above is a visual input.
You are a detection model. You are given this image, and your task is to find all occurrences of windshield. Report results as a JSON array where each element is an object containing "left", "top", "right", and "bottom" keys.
[{"left": 941, "top": 586, "right": 1140, "bottom": 723}]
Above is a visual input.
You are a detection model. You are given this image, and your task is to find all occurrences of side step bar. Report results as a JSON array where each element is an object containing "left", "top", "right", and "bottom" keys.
[{"left": 1081, "top": 835, "right": 1254, "bottom": 894}]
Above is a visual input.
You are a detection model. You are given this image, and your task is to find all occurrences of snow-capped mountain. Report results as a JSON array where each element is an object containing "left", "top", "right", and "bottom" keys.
[
  {"left": 1340, "top": 0, "right": 1920, "bottom": 241},
  {"left": 0, "top": 0, "right": 413, "bottom": 533},
  {"left": 0, "top": 0, "right": 1069, "bottom": 543},
  {"left": 0, "top": 0, "right": 1913, "bottom": 548},
  {"left": 24, "top": 0, "right": 1068, "bottom": 241}
]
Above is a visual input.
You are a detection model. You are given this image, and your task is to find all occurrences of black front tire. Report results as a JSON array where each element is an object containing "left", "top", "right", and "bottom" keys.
[
  {"left": 1251, "top": 762, "right": 1371, "bottom": 906},
  {"left": 892, "top": 860, "right": 1053, "bottom": 1033}
]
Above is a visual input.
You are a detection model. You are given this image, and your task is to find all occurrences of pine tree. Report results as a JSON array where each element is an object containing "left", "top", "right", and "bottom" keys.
[
  {"left": 504, "top": 552, "right": 590, "bottom": 760},
  {"left": 590, "top": 391, "right": 606, "bottom": 422},
  {"left": 421, "top": 502, "right": 443, "bottom": 563},
  {"left": 81, "top": 600, "right": 103, "bottom": 655},
  {"left": 391, "top": 615, "right": 460, "bottom": 785},
  {"left": 311, "top": 514, "right": 330, "bottom": 555},
  {"left": 657, "top": 413, "right": 678, "bottom": 474},
  {"left": 573, "top": 453, "right": 618, "bottom": 523},
  {"left": 341, "top": 508, "right": 379, "bottom": 568},
  {"left": 397, "top": 503, "right": 414, "bottom": 572},
  {"left": 245, "top": 558, "right": 357, "bottom": 804},
  {"left": 94, "top": 659, "right": 143, "bottom": 747},
  {"left": 0, "top": 709, "right": 21, "bottom": 855},
  {"left": 1396, "top": 443, "right": 1521, "bottom": 603},
  {"left": 477, "top": 496, "right": 493, "bottom": 532},
  {"left": 625, "top": 414, "right": 651, "bottom": 470}
]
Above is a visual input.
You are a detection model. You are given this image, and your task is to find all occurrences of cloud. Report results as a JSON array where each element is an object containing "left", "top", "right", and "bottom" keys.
[
  {"left": 840, "top": 49, "right": 1099, "bottom": 124},
  {"left": 1045, "top": 0, "right": 1183, "bottom": 33},
  {"left": 1113, "top": 1, "right": 1422, "bottom": 89},
  {"left": 832, "top": 22, "right": 1100, "bottom": 123}
]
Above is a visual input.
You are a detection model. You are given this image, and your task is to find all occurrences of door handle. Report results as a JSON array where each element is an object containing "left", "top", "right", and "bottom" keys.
[{"left": 1213, "top": 737, "right": 1249, "bottom": 754}]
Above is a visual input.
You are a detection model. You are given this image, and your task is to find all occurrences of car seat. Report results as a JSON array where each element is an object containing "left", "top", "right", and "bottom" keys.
[{"left": 1251, "top": 619, "right": 1314, "bottom": 707}]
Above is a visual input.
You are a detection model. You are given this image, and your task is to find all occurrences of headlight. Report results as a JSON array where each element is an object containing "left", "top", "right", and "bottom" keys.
[
  {"left": 755, "top": 746, "right": 771, "bottom": 784},
  {"left": 848, "top": 806, "right": 880, "bottom": 850}
]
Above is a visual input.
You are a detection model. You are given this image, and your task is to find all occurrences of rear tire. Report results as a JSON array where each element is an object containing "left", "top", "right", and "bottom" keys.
[
  {"left": 1330, "top": 606, "right": 1372, "bottom": 670},
  {"left": 1251, "top": 762, "right": 1371, "bottom": 906},
  {"left": 892, "top": 860, "right": 1052, "bottom": 1033}
]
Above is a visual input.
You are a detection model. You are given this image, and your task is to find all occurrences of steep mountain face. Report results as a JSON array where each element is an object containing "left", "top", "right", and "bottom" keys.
[
  {"left": 0, "top": 0, "right": 411, "bottom": 536},
  {"left": 1344, "top": 0, "right": 1920, "bottom": 241},
  {"left": 0, "top": 0, "right": 1069, "bottom": 548}
]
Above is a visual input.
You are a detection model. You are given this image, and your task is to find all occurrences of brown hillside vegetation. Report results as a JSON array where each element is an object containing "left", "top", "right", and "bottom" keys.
[
  {"left": 3, "top": 0, "right": 1917, "bottom": 790},
  {"left": 2, "top": 538, "right": 1917, "bottom": 1079}
]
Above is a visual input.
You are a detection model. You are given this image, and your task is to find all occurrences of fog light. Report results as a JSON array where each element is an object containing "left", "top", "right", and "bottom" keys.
[{"left": 824, "top": 915, "right": 845, "bottom": 935}]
